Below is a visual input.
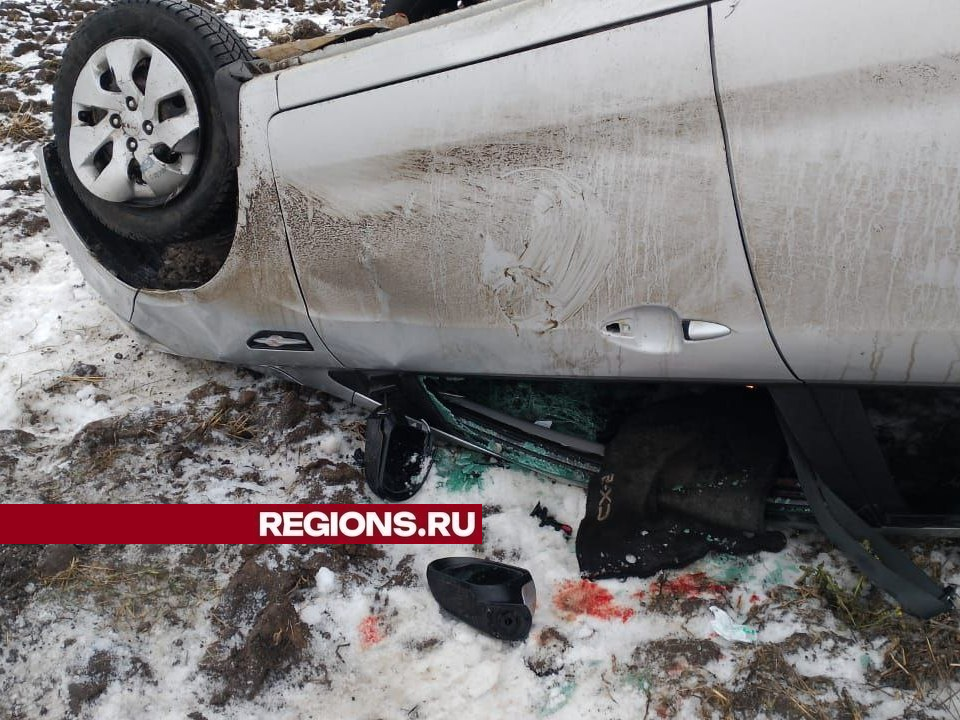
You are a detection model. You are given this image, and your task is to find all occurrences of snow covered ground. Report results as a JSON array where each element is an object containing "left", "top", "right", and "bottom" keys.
[{"left": 2, "top": 1, "right": 960, "bottom": 718}]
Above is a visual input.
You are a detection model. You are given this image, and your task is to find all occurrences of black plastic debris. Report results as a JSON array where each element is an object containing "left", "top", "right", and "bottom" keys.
[
  {"left": 530, "top": 502, "right": 572, "bottom": 538},
  {"left": 364, "top": 409, "right": 433, "bottom": 501},
  {"left": 427, "top": 558, "right": 536, "bottom": 641}
]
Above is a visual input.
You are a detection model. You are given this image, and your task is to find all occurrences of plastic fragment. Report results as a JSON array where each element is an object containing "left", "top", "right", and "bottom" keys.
[
  {"left": 709, "top": 605, "right": 758, "bottom": 643},
  {"left": 530, "top": 502, "right": 573, "bottom": 537}
]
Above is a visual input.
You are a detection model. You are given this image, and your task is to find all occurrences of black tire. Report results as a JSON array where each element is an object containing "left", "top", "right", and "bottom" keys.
[
  {"left": 381, "top": 0, "right": 461, "bottom": 23},
  {"left": 53, "top": 0, "right": 253, "bottom": 246}
]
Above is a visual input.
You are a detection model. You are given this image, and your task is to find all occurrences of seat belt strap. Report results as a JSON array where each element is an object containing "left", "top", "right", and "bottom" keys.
[{"left": 780, "top": 418, "right": 955, "bottom": 619}]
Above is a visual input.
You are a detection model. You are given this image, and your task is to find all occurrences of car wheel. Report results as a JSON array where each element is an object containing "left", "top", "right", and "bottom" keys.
[{"left": 53, "top": 0, "right": 253, "bottom": 246}]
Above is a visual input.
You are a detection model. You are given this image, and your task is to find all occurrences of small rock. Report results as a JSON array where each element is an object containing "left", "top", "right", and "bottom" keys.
[
  {"left": 68, "top": 362, "right": 99, "bottom": 378},
  {"left": 12, "top": 41, "right": 41, "bottom": 57},
  {"left": 291, "top": 19, "right": 324, "bottom": 40}
]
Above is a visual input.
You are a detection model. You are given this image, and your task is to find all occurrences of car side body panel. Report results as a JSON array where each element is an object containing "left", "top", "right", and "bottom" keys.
[
  {"left": 714, "top": 0, "right": 960, "bottom": 384},
  {"left": 275, "top": 0, "right": 708, "bottom": 110},
  {"left": 38, "top": 146, "right": 138, "bottom": 327},
  {"left": 128, "top": 77, "right": 342, "bottom": 369},
  {"left": 269, "top": 2, "right": 793, "bottom": 380}
]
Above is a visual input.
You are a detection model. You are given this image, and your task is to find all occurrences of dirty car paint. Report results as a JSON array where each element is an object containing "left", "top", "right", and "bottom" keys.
[
  {"left": 269, "top": 7, "right": 792, "bottom": 381},
  {"left": 715, "top": 0, "right": 960, "bottom": 384}
]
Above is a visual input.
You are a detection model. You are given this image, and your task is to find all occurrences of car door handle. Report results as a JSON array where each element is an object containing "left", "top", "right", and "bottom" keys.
[
  {"left": 600, "top": 307, "right": 730, "bottom": 353},
  {"left": 602, "top": 319, "right": 730, "bottom": 341},
  {"left": 682, "top": 320, "right": 731, "bottom": 341}
]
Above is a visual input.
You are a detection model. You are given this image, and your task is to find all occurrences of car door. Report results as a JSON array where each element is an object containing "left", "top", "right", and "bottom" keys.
[
  {"left": 713, "top": 0, "right": 960, "bottom": 383},
  {"left": 267, "top": 0, "right": 792, "bottom": 381}
]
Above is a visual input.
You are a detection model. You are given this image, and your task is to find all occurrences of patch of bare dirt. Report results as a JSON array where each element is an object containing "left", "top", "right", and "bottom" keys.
[
  {"left": 296, "top": 458, "right": 364, "bottom": 503},
  {"left": 0, "top": 429, "right": 36, "bottom": 485},
  {"left": 707, "top": 645, "right": 864, "bottom": 720},
  {"left": 46, "top": 379, "right": 340, "bottom": 500},
  {"left": 66, "top": 649, "right": 154, "bottom": 716},
  {"left": 0, "top": 544, "right": 43, "bottom": 627},
  {"left": 524, "top": 627, "right": 571, "bottom": 677},
  {"left": 204, "top": 557, "right": 313, "bottom": 704},
  {"left": 201, "top": 540, "right": 394, "bottom": 705},
  {"left": 797, "top": 563, "right": 960, "bottom": 706}
]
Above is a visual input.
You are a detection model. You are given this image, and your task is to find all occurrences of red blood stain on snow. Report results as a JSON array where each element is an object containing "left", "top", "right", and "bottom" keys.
[
  {"left": 750, "top": 593, "right": 761, "bottom": 604},
  {"left": 359, "top": 614, "right": 384, "bottom": 648},
  {"left": 553, "top": 579, "right": 634, "bottom": 622},
  {"left": 638, "top": 572, "right": 730, "bottom": 601}
]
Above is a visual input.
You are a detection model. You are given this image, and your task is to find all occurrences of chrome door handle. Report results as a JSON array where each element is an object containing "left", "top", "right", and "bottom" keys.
[
  {"left": 682, "top": 320, "right": 731, "bottom": 341},
  {"left": 599, "top": 306, "right": 731, "bottom": 354}
]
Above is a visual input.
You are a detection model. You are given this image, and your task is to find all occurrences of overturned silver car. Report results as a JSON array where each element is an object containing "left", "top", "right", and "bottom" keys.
[{"left": 41, "top": 0, "right": 960, "bottom": 616}]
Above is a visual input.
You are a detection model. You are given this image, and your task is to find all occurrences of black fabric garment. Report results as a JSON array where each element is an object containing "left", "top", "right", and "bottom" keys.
[
  {"left": 381, "top": 0, "right": 478, "bottom": 23},
  {"left": 576, "top": 390, "right": 786, "bottom": 579}
]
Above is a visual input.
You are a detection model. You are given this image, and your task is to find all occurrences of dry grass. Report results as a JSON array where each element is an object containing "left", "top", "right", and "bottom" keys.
[
  {"left": 796, "top": 564, "right": 901, "bottom": 631},
  {"left": 656, "top": 562, "right": 960, "bottom": 719},
  {"left": 793, "top": 564, "right": 960, "bottom": 717},
  {"left": 44, "top": 557, "right": 210, "bottom": 625},
  {"left": 187, "top": 405, "right": 257, "bottom": 441},
  {"left": 0, "top": 108, "right": 46, "bottom": 143},
  {"left": 0, "top": 58, "right": 19, "bottom": 73},
  {"left": 45, "top": 559, "right": 165, "bottom": 588},
  {"left": 45, "top": 373, "right": 106, "bottom": 392},
  {"left": 699, "top": 644, "right": 862, "bottom": 720}
]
